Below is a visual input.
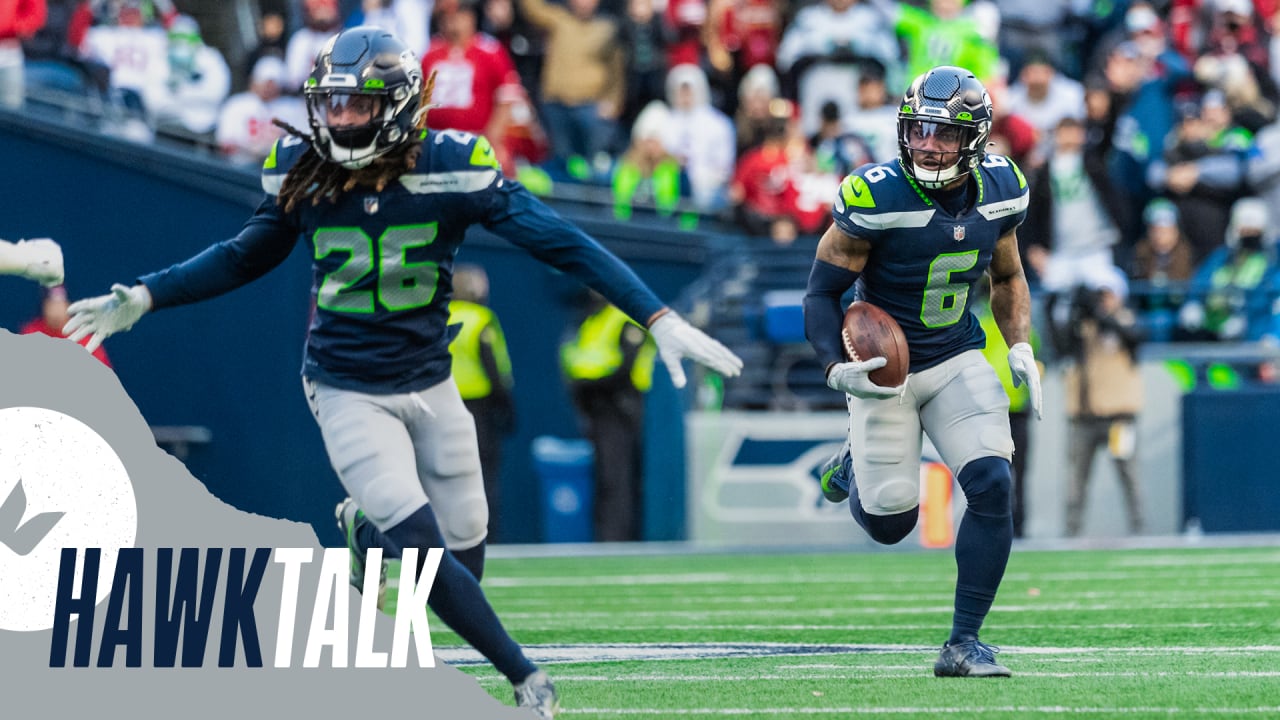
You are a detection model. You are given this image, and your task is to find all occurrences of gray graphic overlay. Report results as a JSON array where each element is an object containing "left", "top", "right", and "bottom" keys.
[{"left": 0, "top": 330, "right": 529, "bottom": 719}]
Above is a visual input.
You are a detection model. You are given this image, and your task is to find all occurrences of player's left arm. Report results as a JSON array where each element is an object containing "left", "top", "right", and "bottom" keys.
[
  {"left": 988, "top": 228, "right": 1031, "bottom": 348},
  {"left": 484, "top": 184, "right": 742, "bottom": 387},
  {"left": 989, "top": 228, "right": 1043, "bottom": 419}
]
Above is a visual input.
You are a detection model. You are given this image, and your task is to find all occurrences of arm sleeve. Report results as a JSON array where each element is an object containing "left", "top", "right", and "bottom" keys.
[
  {"left": 482, "top": 184, "right": 666, "bottom": 325},
  {"left": 139, "top": 197, "right": 300, "bottom": 309}
]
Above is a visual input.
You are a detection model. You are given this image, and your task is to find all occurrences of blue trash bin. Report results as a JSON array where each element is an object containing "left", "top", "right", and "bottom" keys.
[{"left": 531, "top": 436, "right": 595, "bottom": 543}]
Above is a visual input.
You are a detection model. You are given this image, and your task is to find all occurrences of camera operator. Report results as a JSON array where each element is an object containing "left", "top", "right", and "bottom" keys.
[{"left": 1046, "top": 265, "right": 1146, "bottom": 537}]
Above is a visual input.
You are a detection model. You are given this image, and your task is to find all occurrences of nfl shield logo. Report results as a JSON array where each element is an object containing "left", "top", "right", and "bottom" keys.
[
  {"left": 364, "top": 196, "right": 379, "bottom": 215},
  {"left": 953, "top": 225, "right": 966, "bottom": 242}
]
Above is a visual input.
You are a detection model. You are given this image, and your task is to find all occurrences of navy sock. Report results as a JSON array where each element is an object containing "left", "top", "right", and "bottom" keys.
[
  {"left": 374, "top": 506, "right": 535, "bottom": 684},
  {"left": 950, "top": 456, "right": 1014, "bottom": 644},
  {"left": 452, "top": 540, "right": 486, "bottom": 582},
  {"left": 848, "top": 478, "right": 918, "bottom": 545}
]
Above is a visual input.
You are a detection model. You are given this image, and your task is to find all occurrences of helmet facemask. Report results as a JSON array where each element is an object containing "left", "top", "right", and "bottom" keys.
[
  {"left": 899, "top": 118, "right": 984, "bottom": 190},
  {"left": 307, "top": 89, "right": 394, "bottom": 169}
]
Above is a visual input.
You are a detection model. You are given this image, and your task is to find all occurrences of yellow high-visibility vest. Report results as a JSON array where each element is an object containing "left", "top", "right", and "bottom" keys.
[
  {"left": 560, "top": 304, "right": 655, "bottom": 392},
  {"left": 447, "top": 300, "right": 512, "bottom": 400}
]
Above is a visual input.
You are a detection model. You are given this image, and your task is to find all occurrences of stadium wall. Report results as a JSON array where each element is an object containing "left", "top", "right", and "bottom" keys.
[{"left": 0, "top": 111, "right": 703, "bottom": 544}]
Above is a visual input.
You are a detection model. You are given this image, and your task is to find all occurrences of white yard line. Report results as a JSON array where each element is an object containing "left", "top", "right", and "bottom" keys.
[
  {"left": 555, "top": 708, "right": 1280, "bottom": 716},
  {"left": 436, "top": 642, "right": 1280, "bottom": 666}
]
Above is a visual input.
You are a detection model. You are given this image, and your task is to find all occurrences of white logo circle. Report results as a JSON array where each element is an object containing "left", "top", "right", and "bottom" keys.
[{"left": 0, "top": 407, "right": 138, "bottom": 632}]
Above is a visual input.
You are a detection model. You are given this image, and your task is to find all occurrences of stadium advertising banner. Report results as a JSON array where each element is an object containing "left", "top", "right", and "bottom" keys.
[
  {"left": 0, "top": 331, "right": 529, "bottom": 717},
  {"left": 686, "top": 412, "right": 957, "bottom": 547}
]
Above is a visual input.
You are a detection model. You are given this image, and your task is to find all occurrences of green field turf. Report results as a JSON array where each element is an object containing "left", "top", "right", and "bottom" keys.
[{"left": 436, "top": 544, "right": 1280, "bottom": 718}]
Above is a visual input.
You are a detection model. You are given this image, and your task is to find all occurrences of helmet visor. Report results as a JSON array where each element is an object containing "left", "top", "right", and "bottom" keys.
[
  {"left": 902, "top": 120, "right": 968, "bottom": 171},
  {"left": 313, "top": 91, "right": 384, "bottom": 128}
]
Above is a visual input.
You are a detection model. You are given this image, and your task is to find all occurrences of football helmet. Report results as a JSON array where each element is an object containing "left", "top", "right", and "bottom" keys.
[
  {"left": 304, "top": 26, "right": 424, "bottom": 169},
  {"left": 896, "top": 66, "right": 992, "bottom": 190}
]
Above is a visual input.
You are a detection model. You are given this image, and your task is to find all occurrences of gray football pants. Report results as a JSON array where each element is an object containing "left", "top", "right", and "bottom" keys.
[
  {"left": 304, "top": 376, "right": 488, "bottom": 550},
  {"left": 848, "top": 350, "right": 1015, "bottom": 515}
]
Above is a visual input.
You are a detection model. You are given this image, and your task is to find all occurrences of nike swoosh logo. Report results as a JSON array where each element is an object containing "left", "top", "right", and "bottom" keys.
[{"left": 0, "top": 479, "right": 65, "bottom": 556}]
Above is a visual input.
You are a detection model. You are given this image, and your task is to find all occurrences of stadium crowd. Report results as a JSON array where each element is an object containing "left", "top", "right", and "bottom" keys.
[{"left": 12, "top": 0, "right": 1280, "bottom": 347}]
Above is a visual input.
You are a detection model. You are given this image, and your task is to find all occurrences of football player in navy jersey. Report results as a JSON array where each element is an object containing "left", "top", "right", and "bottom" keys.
[
  {"left": 65, "top": 26, "right": 742, "bottom": 718},
  {"left": 803, "top": 66, "right": 1043, "bottom": 678}
]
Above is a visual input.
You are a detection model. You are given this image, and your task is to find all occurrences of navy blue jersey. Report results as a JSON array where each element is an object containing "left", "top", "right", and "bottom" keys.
[
  {"left": 141, "top": 130, "right": 665, "bottom": 394},
  {"left": 831, "top": 156, "right": 1029, "bottom": 372}
]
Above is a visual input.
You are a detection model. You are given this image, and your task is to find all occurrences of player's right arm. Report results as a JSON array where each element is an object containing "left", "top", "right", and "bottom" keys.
[{"left": 805, "top": 223, "right": 898, "bottom": 399}]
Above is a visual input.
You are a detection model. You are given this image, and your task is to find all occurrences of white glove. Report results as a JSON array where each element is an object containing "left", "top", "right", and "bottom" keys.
[
  {"left": 826, "top": 357, "right": 901, "bottom": 399},
  {"left": 0, "top": 238, "right": 64, "bottom": 287},
  {"left": 65, "top": 283, "right": 154, "bottom": 353},
  {"left": 648, "top": 312, "right": 744, "bottom": 389},
  {"left": 1007, "top": 342, "right": 1043, "bottom": 421},
  {"left": 1179, "top": 301, "right": 1205, "bottom": 330}
]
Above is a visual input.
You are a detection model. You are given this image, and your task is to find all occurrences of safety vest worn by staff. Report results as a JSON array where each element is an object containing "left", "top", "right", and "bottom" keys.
[
  {"left": 447, "top": 300, "right": 513, "bottom": 400},
  {"left": 560, "top": 304, "right": 656, "bottom": 392}
]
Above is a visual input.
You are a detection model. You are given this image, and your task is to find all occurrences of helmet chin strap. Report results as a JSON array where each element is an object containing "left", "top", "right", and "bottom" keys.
[{"left": 913, "top": 162, "right": 965, "bottom": 190}]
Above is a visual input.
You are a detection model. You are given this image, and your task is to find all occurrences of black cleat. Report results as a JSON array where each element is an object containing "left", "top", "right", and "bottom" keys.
[{"left": 934, "top": 639, "right": 1012, "bottom": 677}]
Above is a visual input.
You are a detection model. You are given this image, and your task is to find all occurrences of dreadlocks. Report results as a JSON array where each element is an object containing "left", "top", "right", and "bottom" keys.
[{"left": 272, "top": 71, "right": 437, "bottom": 214}]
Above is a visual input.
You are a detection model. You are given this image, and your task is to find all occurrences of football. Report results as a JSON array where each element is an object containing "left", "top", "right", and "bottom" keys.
[{"left": 841, "top": 301, "right": 910, "bottom": 387}]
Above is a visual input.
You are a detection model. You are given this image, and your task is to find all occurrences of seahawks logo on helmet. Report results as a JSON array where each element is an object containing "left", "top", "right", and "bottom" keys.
[
  {"left": 304, "top": 26, "right": 425, "bottom": 169},
  {"left": 896, "top": 66, "right": 993, "bottom": 190}
]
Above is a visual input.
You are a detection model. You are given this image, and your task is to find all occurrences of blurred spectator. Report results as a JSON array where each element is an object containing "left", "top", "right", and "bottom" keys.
[
  {"left": 79, "top": 0, "right": 172, "bottom": 139},
  {"left": 808, "top": 98, "right": 873, "bottom": 178},
  {"left": 1147, "top": 90, "right": 1251, "bottom": 263},
  {"left": 986, "top": 69, "right": 1040, "bottom": 169},
  {"left": 1046, "top": 264, "right": 1145, "bottom": 538},
  {"left": 882, "top": 0, "right": 1000, "bottom": 85},
  {"left": 1133, "top": 198, "right": 1196, "bottom": 288},
  {"left": 1178, "top": 196, "right": 1280, "bottom": 341},
  {"left": 216, "top": 56, "right": 306, "bottom": 165},
  {"left": 284, "top": 0, "right": 343, "bottom": 91},
  {"left": 1198, "top": 0, "right": 1274, "bottom": 101},
  {"left": 996, "top": 0, "right": 1071, "bottom": 79},
  {"left": 21, "top": 284, "right": 112, "bottom": 366},
  {"left": 775, "top": 0, "right": 901, "bottom": 137},
  {"left": 480, "top": 0, "right": 545, "bottom": 105},
  {"left": 1195, "top": 46, "right": 1276, "bottom": 132},
  {"left": 1, "top": 0, "right": 47, "bottom": 108},
  {"left": 1025, "top": 116, "right": 1123, "bottom": 290},
  {"left": 559, "top": 291, "right": 656, "bottom": 543},
  {"left": 1007, "top": 50, "right": 1086, "bottom": 156},
  {"left": 244, "top": 10, "right": 287, "bottom": 78},
  {"left": 1094, "top": 39, "right": 1191, "bottom": 252},
  {"left": 446, "top": 264, "right": 516, "bottom": 539},
  {"left": 1246, "top": 111, "right": 1280, "bottom": 219},
  {"left": 347, "top": 0, "right": 434, "bottom": 58},
  {"left": 611, "top": 100, "right": 691, "bottom": 221},
  {"left": 152, "top": 14, "right": 230, "bottom": 136},
  {"left": 663, "top": 62, "right": 736, "bottom": 212},
  {"left": 840, "top": 60, "right": 896, "bottom": 162},
  {"left": 1085, "top": 1, "right": 1166, "bottom": 78},
  {"left": 1131, "top": 198, "right": 1196, "bottom": 340},
  {"left": 422, "top": 0, "right": 525, "bottom": 173},
  {"left": 729, "top": 96, "right": 802, "bottom": 243},
  {"left": 733, "top": 61, "right": 780, "bottom": 154},
  {"left": 348, "top": 0, "right": 399, "bottom": 33},
  {"left": 617, "top": 0, "right": 670, "bottom": 131},
  {"left": 706, "top": 0, "right": 783, "bottom": 96},
  {"left": 517, "top": 0, "right": 624, "bottom": 169},
  {"left": 665, "top": 0, "right": 707, "bottom": 70}
]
